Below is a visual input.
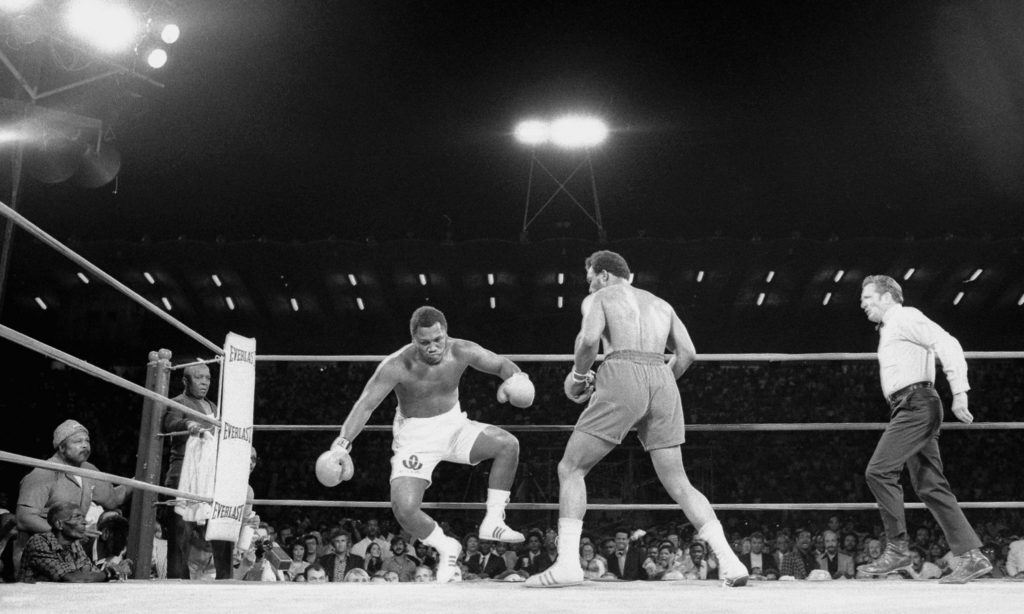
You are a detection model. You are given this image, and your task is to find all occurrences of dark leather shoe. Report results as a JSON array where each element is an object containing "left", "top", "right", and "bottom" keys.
[
  {"left": 856, "top": 540, "right": 911, "bottom": 575},
  {"left": 938, "top": 550, "right": 992, "bottom": 584}
]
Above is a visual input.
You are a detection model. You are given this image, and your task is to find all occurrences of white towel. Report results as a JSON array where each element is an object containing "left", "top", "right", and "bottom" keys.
[{"left": 174, "top": 431, "right": 217, "bottom": 522}]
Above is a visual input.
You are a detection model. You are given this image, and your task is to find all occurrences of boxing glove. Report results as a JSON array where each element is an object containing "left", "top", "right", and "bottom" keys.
[
  {"left": 315, "top": 437, "right": 355, "bottom": 487},
  {"left": 496, "top": 372, "right": 535, "bottom": 408}
]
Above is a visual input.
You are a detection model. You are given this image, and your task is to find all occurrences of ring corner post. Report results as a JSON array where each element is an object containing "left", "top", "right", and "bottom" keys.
[{"left": 127, "top": 348, "right": 172, "bottom": 579}]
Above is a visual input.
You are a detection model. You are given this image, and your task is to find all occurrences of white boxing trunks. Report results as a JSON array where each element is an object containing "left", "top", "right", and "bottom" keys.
[{"left": 390, "top": 401, "right": 486, "bottom": 485}]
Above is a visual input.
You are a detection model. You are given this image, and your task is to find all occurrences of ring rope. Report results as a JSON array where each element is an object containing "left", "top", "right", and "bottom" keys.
[
  {"left": 248, "top": 422, "right": 1024, "bottom": 433},
  {"left": 248, "top": 499, "right": 1024, "bottom": 511},
  {"left": 0, "top": 324, "right": 222, "bottom": 428},
  {"left": 256, "top": 351, "right": 1024, "bottom": 363},
  {"left": 0, "top": 450, "right": 212, "bottom": 504},
  {"left": 0, "top": 199, "right": 223, "bottom": 355},
  {"left": 171, "top": 357, "right": 223, "bottom": 371}
]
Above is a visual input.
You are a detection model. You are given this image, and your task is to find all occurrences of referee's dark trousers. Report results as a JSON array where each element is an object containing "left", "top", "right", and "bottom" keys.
[{"left": 864, "top": 386, "right": 981, "bottom": 556}]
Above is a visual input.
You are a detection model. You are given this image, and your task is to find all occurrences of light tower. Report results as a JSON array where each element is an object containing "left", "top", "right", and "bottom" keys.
[{"left": 514, "top": 114, "right": 609, "bottom": 243}]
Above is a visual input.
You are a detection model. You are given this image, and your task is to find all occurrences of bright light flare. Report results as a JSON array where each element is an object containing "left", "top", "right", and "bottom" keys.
[
  {"left": 550, "top": 116, "right": 608, "bottom": 149},
  {"left": 0, "top": 1, "right": 38, "bottom": 13},
  {"left": 146, "top": 48, "right": 167, "bottom": 69},
  {"left": 160, "top": 23, "right": 179, "bottom": 44},
  {"left": 66, "top": 0, "right": 140, "bottom": 53},
  {"left": 514, "top": 120, "right": 549, "bottom": 146}
]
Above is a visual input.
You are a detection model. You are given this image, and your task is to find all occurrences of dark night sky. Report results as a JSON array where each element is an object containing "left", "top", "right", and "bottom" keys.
[{"left": 5, "top": 0, "right": 1024, "bottom": 244}]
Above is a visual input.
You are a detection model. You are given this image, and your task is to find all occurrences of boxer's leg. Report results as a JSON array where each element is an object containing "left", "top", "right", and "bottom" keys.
[{"left": 470, "top": 426, "right": 524, "bottom": 543}]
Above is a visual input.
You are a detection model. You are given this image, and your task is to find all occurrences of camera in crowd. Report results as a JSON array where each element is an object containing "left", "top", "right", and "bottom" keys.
[{"left": 253, "top": 533, "right": 293, "bottom": 571}]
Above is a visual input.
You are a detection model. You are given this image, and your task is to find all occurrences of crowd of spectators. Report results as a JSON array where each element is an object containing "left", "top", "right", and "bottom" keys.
[{"left": 0, "top": 354, "right": 1022, "bottom": 582}]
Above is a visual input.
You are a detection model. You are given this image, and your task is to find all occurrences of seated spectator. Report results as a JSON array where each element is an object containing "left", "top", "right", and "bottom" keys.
[
  {"left": 580, "top": 541, "right": 607, "bottom": 580},
  {"left": 381, "top": 536, "right": 416, "bottom": 582},
  {"left": 304, "top": 563, "right": 327, "bottom": 583},
  {"left": 897, "top": 546, "right": 941, "bottom": 580},
  {"left": 643, "top": 542, "right": 678, "bottom": 580},
  {"left": 16, "top": 420, "right": 129, "bottom": 574},
  {"left": 817, "top": 530, "right": 854, "bottom": 579},
  {"left": 318, "top": 530, "right": 363, "bottom": 582},
  {"left": 413, "top": 540, "right": 437, "bottom": 570},
  {"left": 493, "top": 540, "right": 516, "bottom": 573},
  {"left": 363, "top": 541, "right": 385, "bottom": 576},
  {"left": 286, "top": 541, "right": 310, "bottom": 580},
  {"left": 780, "top": 530, "right": 817, "bottom": 580},
  {"left": 93, "top": 511, "right": 130, "bottom": 571},
  {"left": 515, "top": 531, "right": 553, "bottom": 578},
  {"left": 1006, "top": 538, "right": 1024, "bottom": 579},
  {"left": 413, "top": 565, "right": 434, "bottom": 582},
  {"left": 383, "top": 570, "right": 400, "bottom": 582},
  {"left": 461, "top": 534, "right": 484, "bottom": 578},
  {"left": 343, "top": 568, "right": 370, "bottom": 582},
  {"left": 740, "top": 531, "right": 778, "bottom": 580},
  {"left": 19, "top": 502, "right": 132, "bottom": 582},
  {"left": 681, "top": 542, "right": 716, "bottom": 580},
  {"left": 475, "top": 539, "right": 506, "bottom": 579}
]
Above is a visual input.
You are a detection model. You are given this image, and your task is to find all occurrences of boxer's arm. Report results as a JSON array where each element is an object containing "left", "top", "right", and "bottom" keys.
[
  {"left": 665, "top": 309, "right": 696, "bottom": 380},
  {"left": 573, "top": 294, "right": 603, "bottom": 375},
  {"left": 338, "top": 360, "right": 400, "bottom": 443},
  {"left": 457, "top": 339, "right": 520, "bottom": 380}
]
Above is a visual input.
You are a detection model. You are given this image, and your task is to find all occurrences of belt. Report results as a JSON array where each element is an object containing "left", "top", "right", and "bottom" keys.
[{"left": 887, "top": 381, "right": 933, "bottom": 407}]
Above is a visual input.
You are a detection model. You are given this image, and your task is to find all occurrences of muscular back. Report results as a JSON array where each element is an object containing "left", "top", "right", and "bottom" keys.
[{"left": 587, "top": 284, "right": 676, "bottom": 353}]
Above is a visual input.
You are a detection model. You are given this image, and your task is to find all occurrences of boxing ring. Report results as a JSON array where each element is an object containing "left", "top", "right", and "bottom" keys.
[{"left": 2, "top": 199, "right": 1024, "bottom": 613}]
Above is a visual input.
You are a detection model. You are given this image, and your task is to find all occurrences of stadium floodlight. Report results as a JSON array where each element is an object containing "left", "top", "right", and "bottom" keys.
[
  {"left": 0, "top": 1, "right": 38, "bottom": 13},
  {"left": 549, "top": 115, "right": 608, "bottom": 149},
  {"left": 160, "top": 23, "right": 179, "bottom": 44},
  {"left": 146, "top": 47, "right": 167, "bottom": 69},
  {"left": 65, "top": 0, "right": 140, "bottom": 53},
  {"left": 514, "top": 119, "right": 549, "bottom": 146}
]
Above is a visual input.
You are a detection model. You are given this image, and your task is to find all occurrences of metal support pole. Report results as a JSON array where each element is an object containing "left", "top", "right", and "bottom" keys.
[{"left": 127, "top": 349, "right": 172, "bottom": 579}]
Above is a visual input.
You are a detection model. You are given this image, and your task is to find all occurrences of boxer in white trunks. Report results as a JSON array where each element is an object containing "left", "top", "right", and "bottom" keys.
[{"left": 317, "top": 306, "right": 534, "bottom": 582}]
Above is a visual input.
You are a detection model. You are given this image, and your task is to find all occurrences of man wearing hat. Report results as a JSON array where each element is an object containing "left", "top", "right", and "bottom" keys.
[{"left": 14, "top": 420, "right": 129, "bottom": 574}]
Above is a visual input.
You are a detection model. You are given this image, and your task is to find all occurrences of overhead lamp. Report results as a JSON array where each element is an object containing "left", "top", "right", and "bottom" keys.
[
  {"left": 967, "top": 269, "right": 983, "bottom": 282},
  {"left": 557, "top": 273, "right": 564, "bottom": 285},
  {"left": 418, "top": 273, "right": 428, "bottom": 286},
  {"left": 160, "top": 23, "right": 179, "bottom": 44},
  {"left": 161, "top": 297, "right": 172, "bottom": 311},
  {"left": 489, "top": 297, "right": 496, "bottom": 309},
  {"left": 65, "top": 0, "right": 140, "bottom": 54},
  {"left": 290, "top": 298, "right": 299, "bottom": 312},
  {"left": 487, "top": 273, "right": 495, "bottom": 286},
  {"left": 756, "top": 292, "right": 765, "bottom": 306},
  {"left": 143, "top": 271, "right": 155, "bottom": 285},
  {"left": 356, "top": 297, "right": 365, "bottom": 311},
  {"left": 34, "top": 296, "right": 47, "bottom": 310},
  {"left": 514, "top": 120, "right": 548, "bottom": 146},
  {"left": 833, "top": 270, "right": 844, "bottom": 283},
  {"left": 549, "top": 115, "right": 608, "bottom": 149},
  {"left": 903, "top": 268, "right": 915, "bottom": 280},
  {"left": 224, "top": 296, "right": 235, "bottom": 311},
  {"left": 696, "top": 271, "right": 704, "bottom": 283},
  {"left": 347, "top": 274, "right": 358, "bottom": 286},
  {"left": 77, "top": 272, "right": 89, "bottom": 284},
  {"left": 557, "top": 296, "right": 563, "bottom": 309},
  {"left": 145, "top": 46, "right": 168, "bottom": 69},
  {"left": 822, "top": 292, "right": 832, "bottom": 306},
  {"left": 765, "top": 271, "right": 775, "bottom": 283},
  {"left": 1018, "top": 293, "right": 1024, "bottom": 307},
  {"left": 953, "top": 291, "right": 964, "bottom": 306}
]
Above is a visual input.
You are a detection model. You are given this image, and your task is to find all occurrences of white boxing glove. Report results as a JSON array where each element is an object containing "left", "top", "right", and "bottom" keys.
[
  {"left": 563, "top": 370, "right": 595, "bottom": 404},
  {"left": 315, "top": 436, "right": 355, "bottom": 487},
  {"left": 497, "top": 372, "right": 535, "bottom": 408}
]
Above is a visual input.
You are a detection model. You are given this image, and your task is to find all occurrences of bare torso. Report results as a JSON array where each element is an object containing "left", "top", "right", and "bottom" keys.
[
  {"left": 589, "top": 284, "right": 675, "bottom": 353},
  {"left": 387, "top": 339, "right": 472, "bottom": 418}
]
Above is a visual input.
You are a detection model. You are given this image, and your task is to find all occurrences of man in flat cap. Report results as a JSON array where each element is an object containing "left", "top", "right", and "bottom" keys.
[{"left": 14, "top": 420, "right": 129, "bottom": 574}]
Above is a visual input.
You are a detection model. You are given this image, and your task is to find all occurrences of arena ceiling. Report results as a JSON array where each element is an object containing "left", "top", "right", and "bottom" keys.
[{"left": 4, "top": 236, "right": 1023, "bottom": 360}]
